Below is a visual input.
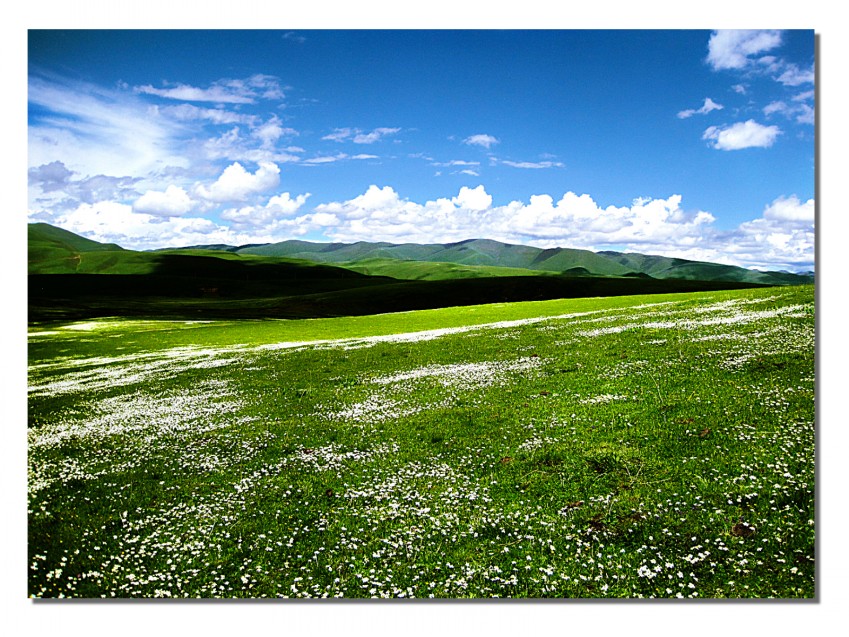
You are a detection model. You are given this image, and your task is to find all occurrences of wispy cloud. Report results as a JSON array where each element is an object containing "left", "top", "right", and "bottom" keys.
[
  {"left": 135, "top": 74, "right": 285, "bottom": 104},
  {"left": 323, "top": 127, "right": 400, "bottom": 144},
  {"left": 28, "top": 74, "right": 188, "bottom": 179},
  {"left": 677, "top": 97, "right": 724, "bottom": 119},
  {"left": 776, "top": 63, "right": 815, "bottom": 87},
  {"left": 501, "top": 160, "right": 564, "bottom": 169},
  {"left": 156, "top": 103, "right": 255, "bottom": 125}
]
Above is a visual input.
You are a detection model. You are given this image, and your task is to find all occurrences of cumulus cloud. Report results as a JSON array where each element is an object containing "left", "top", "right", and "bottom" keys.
[
  {"left": 133, "top": 185, "right": 194, "bottom": 217},
  {"left": 706, "top": 30, "right": 783, "bottom": 70},
  {"left": 43, "top": 184, "right": 814, "bottom": 272},
  {"left": 29, "top": 160, "right": 141, "bottom": 210},
  {"left": 677, "top": 97, "right": 724, "bottom": 119},
  {"left": 220, "top": 192, "right": 311, "bottom": 229},
  {"left": 702, "top": 120, "right": 782, "bottom": 150},
  {"left": 718, "top": 195, "right": 814, "bottom": 271},
  {"left": 452, "top": 185, "right": 492, "bottom": 211},
  {"left": 28, "top": 161, "right": 73, "bottom": 193},
  {"left": 196, "top": 161, "right": 281, "bottom": 202},
  {"left": 309, "top": 186, "right": 715, "bottom": 250},
  {"left": 55, "top": 201, "right": 294, "bottom": 250},
  {"left": 763, "top": 195, "right": 814, "bottom": 223},
  {"left": 463, "top": 134, "right": 499, "bottom": 149}
]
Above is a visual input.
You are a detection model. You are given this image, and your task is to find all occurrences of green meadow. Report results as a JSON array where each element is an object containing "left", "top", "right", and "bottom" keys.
[{"left": 27, "top": 284, "right": 815, "bottom": 598}]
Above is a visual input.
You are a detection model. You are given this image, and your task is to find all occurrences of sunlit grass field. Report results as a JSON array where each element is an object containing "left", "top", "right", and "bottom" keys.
[{"left": 27, "top": 284, "right": 815, "bottom": 598}]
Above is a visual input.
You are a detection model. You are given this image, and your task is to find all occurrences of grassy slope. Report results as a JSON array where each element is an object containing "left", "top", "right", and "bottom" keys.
[
  {"left": 333, "top": 257, "right": 558, "bottom": 280},
  {"left": 27, "top": 285, "right": 816, "bottom": 598}
]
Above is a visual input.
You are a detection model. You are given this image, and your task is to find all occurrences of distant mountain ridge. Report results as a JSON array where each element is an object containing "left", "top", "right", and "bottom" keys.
[
  {"left": 29, "top": 222, "right": 813, "bottom": 286},
  {"left": 29, "top": 222, "right": 804, "bottom": 322},
  {"left": 225, "top": 237, "right": 812, "bottom": 286}
]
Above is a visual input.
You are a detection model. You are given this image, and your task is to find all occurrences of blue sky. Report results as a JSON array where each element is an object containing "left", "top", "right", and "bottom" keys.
[{"left": 28, "top": 29, "right": 815, "bottom": 270}]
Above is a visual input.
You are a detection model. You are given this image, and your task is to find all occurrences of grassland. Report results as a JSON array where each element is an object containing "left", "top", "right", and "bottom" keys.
[{"left": 27, "top": 283, "right": 815, "bottom": 598}]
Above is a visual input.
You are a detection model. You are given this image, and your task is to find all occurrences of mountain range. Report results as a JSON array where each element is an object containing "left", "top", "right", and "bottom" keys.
[
  {"left": 182, "top": 236, "right": 813, "bottom": 286},
  {"left": 28, "top": 222, "right": 813, "bottom": 322}
]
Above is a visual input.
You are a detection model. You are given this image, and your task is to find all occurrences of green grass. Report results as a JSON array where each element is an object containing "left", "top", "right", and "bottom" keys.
[
  {"left": 332, "top": 257, "right": 557, "bottom": 280},
  {"left": 27, "top": 285, "right": 815, "bottom": 598}
]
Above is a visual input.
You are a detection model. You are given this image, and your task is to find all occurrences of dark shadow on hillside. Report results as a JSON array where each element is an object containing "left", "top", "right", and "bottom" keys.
[{"left": 28, "top": 251, "right": 771, "bottom": 323}]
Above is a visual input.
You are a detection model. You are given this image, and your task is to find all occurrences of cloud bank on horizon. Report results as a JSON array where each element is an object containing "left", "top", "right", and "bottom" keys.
[{"left": 28, "top": 29, "right": 815, "bottom": 272}]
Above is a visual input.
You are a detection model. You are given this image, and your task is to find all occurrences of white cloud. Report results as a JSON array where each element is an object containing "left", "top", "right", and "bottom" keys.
[
  {"left": 793, "top": 90, "right": 815, "bottom": 102},
  {"left": 706, "top": 30, "right": 783, "bottom": 71},
  {"left": 310, "top": 186, "right": 714, "bottom": 250},
  {"left": 322, "top": 128, "right": 355, "bottom": 142},
  {"left": 763, "top": 101, "right": 789, "bottom": 117},
  {"left": 220, "top": 192, "right": 311, "bottom": 229},
  {"left": 44, "top": 185, "right": 814, "bottom": 272},
  {"left": 763, "top": 101, "right": 815, "bottom": 125},
  {"left": 196, "top": 162, "right": 281, "bottom": 202},
  {"left": 443, "top": 160, "right": 480, "bottom": 167},
  {"left": 702, "top": 120, "right": 782, "bottom": 150},
  {"left": 322, "top": 127, "right": 400, "bottom": 144},
  {"left": 252, "top": 115, "right": 297, "bottom": 148},
  {"left": 137, "top": 83, "right": 255, "bottom": 104},
  {"left": 202, "top": 127, "right": 302, "bottom": 164},
  {"left": 303, "top": 153, "right": 349, "bottom": 165},
  {"left": 28, "top": 161, "right": 73, "bottom": 193},
  {"left": 463, "top": 134, "right": 499, "bottom": 149},
  {"left": 158, "top": 103, "right": 255, "bottom": 125},
  {"left": 795, "top": 104, "right": 815, "bottom": 125},
  {"left": 763, "top": 195, "right": 814, "bottom": 224},
  {"left": 53, "top": 200, "right": 301, "bottom": 250},
  {"left": 677, "top": 97, "right": 724, "bottom": 119},
  {"left": 719, "top": 197, "right": 814, "bottom": 271},
  {"left": 135, "top": 74, "right": 285, "bottom": 104},
  {"left": 776, "top": 64, "right": 815, "bottom": 86},
  {"left": 353, "top": 128, "right": 400, "bottom": 144},
  {"left": 452, "top": 185, "right": 492, "bottom": 211},
  {"left": 501, "top": 160, "right": 564, "bottom": 169},
  {"left": 133, "top": 185, "right": 194, "bottom": 217},
  {"left": 28, "top": 75, "right": 189, "bottom": 179}
]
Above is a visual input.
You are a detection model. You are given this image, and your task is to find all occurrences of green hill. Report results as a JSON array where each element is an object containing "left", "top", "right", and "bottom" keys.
[
  {"left": 239, "top": 237, "right": 812, "bottom": 285},
  {"left": 28, "top": 222, "right": 127, "bottom": 273},
  {"left": 28, "top": 223, "right": 798, "bottom": 322},
  {"left": 333, "top": 257, "right": 557, "bottom": 281}
]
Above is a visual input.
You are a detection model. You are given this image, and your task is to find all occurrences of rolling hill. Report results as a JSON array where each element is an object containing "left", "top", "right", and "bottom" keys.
[
  {"left": 236, "top": 237, "right": 813, "bottom": 285},
  {"left": 28, "top": 222, "right": 807, "bottom": 322}
]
